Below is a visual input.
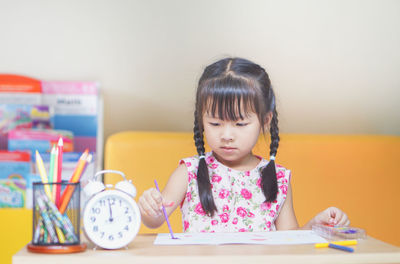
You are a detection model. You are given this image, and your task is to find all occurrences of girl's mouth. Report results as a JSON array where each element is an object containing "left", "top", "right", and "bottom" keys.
[{"left": 221, "top": 146, "right": 236, "bottom": 152}]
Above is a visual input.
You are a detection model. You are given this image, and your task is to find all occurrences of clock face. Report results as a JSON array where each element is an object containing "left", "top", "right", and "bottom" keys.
[{"left": 83, "top": 190, "right": 141, "bottom": 249}]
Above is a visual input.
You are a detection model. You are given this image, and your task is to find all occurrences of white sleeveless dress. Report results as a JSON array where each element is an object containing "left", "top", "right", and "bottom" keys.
[{"left": 180, "top": 152, "right": 291, "bottom": 232}]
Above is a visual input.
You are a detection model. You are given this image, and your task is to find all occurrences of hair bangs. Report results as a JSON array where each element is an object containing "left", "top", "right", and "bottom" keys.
[{"left": 200, "top": 76, "right": 260, "bottom": 121}]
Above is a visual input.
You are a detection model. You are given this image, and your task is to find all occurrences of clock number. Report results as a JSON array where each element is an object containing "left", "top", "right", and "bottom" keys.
[
  {"left": 90, "top": 216, "right": 96, "bottom": 223},
  {"left": 100, "top": 232, "right": 104, "bottom": 238},
  {"left": 108, "top": 235, "right": 114, "bottom": 241},
  {"left": 93, "top": 226, "right": 98, "bottom": 232},
  {"left": 108, "top": 197, "right": 115, "bottom": 205},
  {"left": 128, "top": 216, "right": 132, "bottom": 222},
  {"left": 99, "top": 199, "right": 106, "bottom": 206},
  {"left": 124, "top": 225, "right": 129, "bottom": 231},
  {"left": 125, "top": 207, "right": 129, "bottom": 214},
  {"left": 91, "top": 207, "right": 100, "bottom": 214},
  {"left": 118, "top": 232, "right": 123, "bottom": 238}
]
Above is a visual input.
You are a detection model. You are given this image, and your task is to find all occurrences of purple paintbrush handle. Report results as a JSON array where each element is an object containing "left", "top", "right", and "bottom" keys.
[{"left": 154, "top": 180, "right": 178, "bottom": 239}]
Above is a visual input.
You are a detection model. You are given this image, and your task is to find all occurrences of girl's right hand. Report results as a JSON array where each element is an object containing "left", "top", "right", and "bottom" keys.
[
  {"left": 138, "top": 188, "right": 174, "bottom": 218},
  {"left": 311, "top": 207, "right": 350, "bottom": 227}
]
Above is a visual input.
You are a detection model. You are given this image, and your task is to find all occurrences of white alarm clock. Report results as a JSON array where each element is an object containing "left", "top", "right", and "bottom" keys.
[{"left": 82, "top": 170, "right": 141, "bottom": 249}]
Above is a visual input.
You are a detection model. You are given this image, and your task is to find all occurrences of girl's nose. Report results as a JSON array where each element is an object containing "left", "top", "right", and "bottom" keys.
[{"left": 221, "top": 125, "right": 234, "bottom": 142}]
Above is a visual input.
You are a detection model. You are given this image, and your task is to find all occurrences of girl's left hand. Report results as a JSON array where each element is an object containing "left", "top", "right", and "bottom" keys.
[{"left": 313, "top": 207, "right": 350, "bottom": 226}]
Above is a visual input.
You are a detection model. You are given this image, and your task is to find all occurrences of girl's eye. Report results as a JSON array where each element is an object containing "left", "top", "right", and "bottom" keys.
[
  {"left": 209, "top": 122, "right": 220, "bottom": 126},
  {"left": 236, "top": 122, "right": 248, "bottom": 127}
]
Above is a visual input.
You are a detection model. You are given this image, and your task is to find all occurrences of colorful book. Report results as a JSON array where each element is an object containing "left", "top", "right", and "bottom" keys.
[
  {"left": 41, "top": 81, "right": 100, "bottom": 152},
  {"left": 0, "top": 150, "right": 31, "bottom": 208},
  {"left": 0, "top": 74, "right": 42, "bottom": 105},
  {"left": 8, "top": 129, "right": 74, "bottom": 153}
]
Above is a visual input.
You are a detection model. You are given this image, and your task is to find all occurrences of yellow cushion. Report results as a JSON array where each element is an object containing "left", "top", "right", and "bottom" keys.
[{"left": 104, "top": 131, "right": 400, "bottom": 246}]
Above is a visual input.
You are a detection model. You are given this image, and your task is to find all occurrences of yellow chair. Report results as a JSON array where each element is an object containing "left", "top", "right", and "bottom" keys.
[
  {"left": 0, "top": 209, "right": 32, "bottom": 264},
  {"left": 104, "top": 131, "right": 400, "bottom": 246}
]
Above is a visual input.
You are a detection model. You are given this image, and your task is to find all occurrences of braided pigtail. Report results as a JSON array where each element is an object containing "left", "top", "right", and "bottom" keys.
[
  {"left": 193, "top": 111, "right": 217, "bottom": 216},
  {"left": 261, "top": 107, "right": 280, "bottom": 202}
]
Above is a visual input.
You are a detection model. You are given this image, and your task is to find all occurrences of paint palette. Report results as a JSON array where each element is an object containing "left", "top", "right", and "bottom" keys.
[{"left": 312, "top": 224, "right": 366, "bottom": 240}]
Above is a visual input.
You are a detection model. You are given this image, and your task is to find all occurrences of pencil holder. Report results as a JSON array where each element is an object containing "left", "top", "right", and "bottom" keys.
[{"left": 28, "top": 182, "right": 86, "bottom": 253}]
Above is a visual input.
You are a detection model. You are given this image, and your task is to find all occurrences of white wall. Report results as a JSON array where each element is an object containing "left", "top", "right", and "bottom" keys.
[{"left": 1, "top": 0, "right": 399, "bottom": 140}]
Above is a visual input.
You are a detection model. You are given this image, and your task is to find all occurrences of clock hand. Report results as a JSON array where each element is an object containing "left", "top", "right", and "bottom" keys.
[{"left": 108, "top": 198, "right": 113, "bottom": 222}]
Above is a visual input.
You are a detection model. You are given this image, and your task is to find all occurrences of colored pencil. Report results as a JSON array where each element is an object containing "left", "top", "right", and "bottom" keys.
[
  {"left": 315, "top": 240, "right": 358, "bottom": 248},
  {"left": 55, "top": 137, "right": 63, "bottom": 208},
  {"left": 36, "top": 194, "right": 59, "bottom": 243},
  {"left": 39, "top": 190, "right": 78, "bottom": 242},
  {"left": 35, "top": 151, "right": 52, "bottom": 200},
  {"left": 52, "top": 148, "right": 58, "bottom": 202},
  {"left": 48, "top": 145, "right": 55, "bottom": 183},
  {"left": 328, "top": 243, "right": 354, "bottom": 252},
  {"left": 58, "top": 150, "right": 89, "bottom": 214},
  {"left": 48, "top": 145, "right": 56, "bottom": 202},
  {"left": 70, "top": 150, "right": 89, "bottom": 183}
]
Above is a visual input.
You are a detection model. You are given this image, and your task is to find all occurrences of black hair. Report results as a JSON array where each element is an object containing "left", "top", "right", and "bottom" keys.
[{"left": 193, "top": 57, "right": 280, "bottom": 216}]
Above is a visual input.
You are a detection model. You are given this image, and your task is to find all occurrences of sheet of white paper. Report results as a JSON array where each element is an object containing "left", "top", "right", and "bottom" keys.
[{"left": 154, "top": 230, "right": 328, "bottom": 245}]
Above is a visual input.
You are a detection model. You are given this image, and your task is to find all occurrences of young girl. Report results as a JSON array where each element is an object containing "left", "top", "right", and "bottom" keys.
[{"left": 138, "top": 57, "right": 349, "bottom": 232}]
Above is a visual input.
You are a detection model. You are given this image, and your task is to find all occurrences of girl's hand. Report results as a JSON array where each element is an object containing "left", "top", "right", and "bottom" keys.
[
  {"left": 138, "top": 188, "right": 174, "bottom": 218},
  {"left": 312, "top": 207, "right": 350, "bottom": 227}
]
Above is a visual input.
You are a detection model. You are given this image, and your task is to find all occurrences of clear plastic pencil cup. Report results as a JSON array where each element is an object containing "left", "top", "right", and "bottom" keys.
[{"left": 32, "top": 182, "right": 81, "bottom": 246}]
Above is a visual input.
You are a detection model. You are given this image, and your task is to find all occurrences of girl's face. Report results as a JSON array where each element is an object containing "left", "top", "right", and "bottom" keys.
[{"left": 202, "top": 109, "right": 264, "bottom": 169}]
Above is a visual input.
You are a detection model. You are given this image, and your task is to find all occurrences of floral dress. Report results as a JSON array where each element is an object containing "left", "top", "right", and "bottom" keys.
[{"left": 180, "top": 152, "right": 291, "bottom": 233}]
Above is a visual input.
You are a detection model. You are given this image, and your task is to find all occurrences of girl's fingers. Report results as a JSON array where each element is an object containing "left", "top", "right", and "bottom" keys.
[
  {"left": 138, "top": 202, "right": 148, "bottom": 216},
  {"left": 338, "top": 213, "right": 349, "bottom": 226},
  {"left": 138, "top": 200, "right": 151, "bottom": 216},
  {"left": 150, "top": 188, "right": 163, "bottom": 204},
  {"left": 139, "top": 196, "right": 161, "bottom": 217},
  {"left": 138, "top": 198, "right": 152, "bottom": 216},
  {"left": 138, "top": 188, "right": 174, "bottom": 217},
  {"left": 144, "top": 203, "right": 161, "bottom": 217},
  {"left": 328, "top": 208, "right": 349, "bottom": 226},
  {"left": 145, "top": 189, "right": 163, "bottom": 210},
  {"left": 313, "top": 207, "right": 350, "bottom": 227},
  {"left": 149, "top": 188, "right": 175, "bottom": 208}
]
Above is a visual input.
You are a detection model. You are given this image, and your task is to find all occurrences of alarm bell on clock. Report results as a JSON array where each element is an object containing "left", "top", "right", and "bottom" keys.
[{"left": 82, "top": 170, "right": 141, "bottom": 250}]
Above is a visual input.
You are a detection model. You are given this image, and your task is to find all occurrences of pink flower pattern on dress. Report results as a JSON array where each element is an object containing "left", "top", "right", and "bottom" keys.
[
  {"left": 210, "top": 163, "right": 218, "bottom": 169},
  {"left": 219, "top": 212, "right": 230, "bottom": 223},
  {"left": 237, "top": 207, "right": 248, "bottom": 218},
  {"left": 241, "top": 188, "right": 252, "bottom": 199},
  {"left": 268, "top": 210, "right": 276, "bottom": 218},
  {"left": 256, "top": 178, "right": 261, "bottom": 188},
  {"left": 180, "top": 152, "right": 291, "bottom": 232},
  {"left": 212, "top": 174, "right": 222, "bottom": 183},
  {"left": 277, "top": 170, "right": 285, "bottom": 179},
  {"left": 279, "top": 184, "right": 288, "bottom": 195},
  {"left": 188, "top": 171, "right": 196, "bottom": 181},
  {"left": 194, "top": 202, "right": 206, "bottom": 216},
  {"left": 186, "top": 191, "right": 192, "bottom": 202},
  {"left": 184, "top": 220, "right": 190, "bottom": 231},
  {"left": 260, "top": 202, "right": 272, "bottom": 211},
  {"left": 219, "top": 189, "right": 230, "bottom": 199}
]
